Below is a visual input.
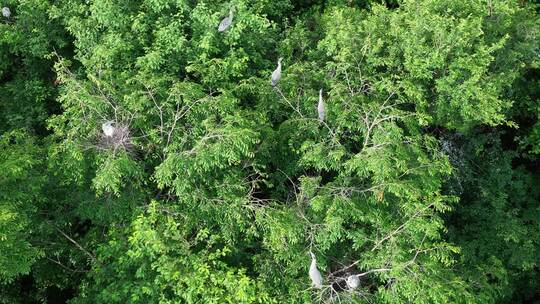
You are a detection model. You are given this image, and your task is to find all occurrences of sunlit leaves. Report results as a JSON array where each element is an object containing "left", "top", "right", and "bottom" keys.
[
  {"left": 73, "top": 203, "right": 275, "bottom": 303},
  {"left": 1, "top": 0, "right": 540, "bottom": 302}
]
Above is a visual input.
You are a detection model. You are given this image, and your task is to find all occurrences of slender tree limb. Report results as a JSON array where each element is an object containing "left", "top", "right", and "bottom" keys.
[{"left": 55, "top": 227, "right": 103, "bottom": 267}]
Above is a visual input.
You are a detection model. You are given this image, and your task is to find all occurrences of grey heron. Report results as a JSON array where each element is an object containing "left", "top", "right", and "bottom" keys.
[
  {"left": 102, "top": 121, "right": 115, "bottom": 137},
  {"left": 2, "top": 7, "right": 10, "bottom": 18},
  {"left": 271, "top": 57, "right": 283, "bottom": 87},
  {"left": 317, "top": 89, "right": 325, "bottom": 122},
  {"left": 346, "top": 274, "right": 360, "bottom": 290},
  {"left": 218, "top": 9, "right": 233, "bottom": 32},
  {"left": 309, "top": 252, "right": 323, "bottom": 289}
]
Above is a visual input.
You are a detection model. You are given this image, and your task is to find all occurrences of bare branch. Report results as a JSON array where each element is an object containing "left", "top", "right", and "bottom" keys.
[
  {"left": 46, "top": 257, "right": 88, "bottom": 274},
  {"left": 55, "top": 227, "right": 103, "bottom": 267}
]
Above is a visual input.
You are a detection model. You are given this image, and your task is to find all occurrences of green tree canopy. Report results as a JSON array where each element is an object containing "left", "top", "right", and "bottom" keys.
[{"left": 1, "top": 0, "right": 539, "bottom": 303}]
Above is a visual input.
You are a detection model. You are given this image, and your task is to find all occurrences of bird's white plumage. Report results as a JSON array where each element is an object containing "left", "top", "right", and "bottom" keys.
[
  {"left": 271, "top": 57, "right": 282, "bottom": 86},
  {"left": 102, "top": 121, "right": 115, "bottom": 137},
  {"left": 218, "top": 9, "right": 233, "bottom": 32},
  {"left": 346, "top": 274, "right": 360, "bottom": 290},
  {"left": 309, "top": 252, "right": 323, "bottom": 289},
  {"left": 318, "top": 89, "right": 325, "bottom": 122},
  {"left": 2, "top": 7, "right": 11, "bottom": 18}
]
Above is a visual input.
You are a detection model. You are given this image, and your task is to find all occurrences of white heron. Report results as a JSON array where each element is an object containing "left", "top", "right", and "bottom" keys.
[
  {"left": 317, "top": 89, "right": 325, "bottom": 122},
  {"left": 218, "top": 9, "right": 233, "bottom": 32},
  {"left": 101, "top": 121, "right": 115, "bottom": 137},
  {"left": 271, "top": 57, "right": 283, "bottom": 87},
  {"left": 309, "top": 252, "right": 323, "bottom": 289},
  {"left": 346, "top": 274, "right": 360, "bottom": 290},
  {"left": 2, "top": 7, "right": 10, "bottom": 18}
]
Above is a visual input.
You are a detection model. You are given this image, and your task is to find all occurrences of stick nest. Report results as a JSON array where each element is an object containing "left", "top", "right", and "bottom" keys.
[{"left": 97, "top": 123, "right": 134, "bottom": 154}]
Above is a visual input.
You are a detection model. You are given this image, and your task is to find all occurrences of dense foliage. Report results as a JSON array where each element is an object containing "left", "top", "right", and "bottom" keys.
[{"left": 1, "top": 0, "right": 539, "bottom": 303}]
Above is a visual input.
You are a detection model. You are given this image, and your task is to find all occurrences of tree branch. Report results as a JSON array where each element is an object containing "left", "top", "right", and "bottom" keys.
[{"left": 55, "top": 227, "right": 103, "bottom": 267}]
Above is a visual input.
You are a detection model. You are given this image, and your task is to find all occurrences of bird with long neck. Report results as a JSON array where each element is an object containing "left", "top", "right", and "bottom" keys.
[
  {"left": 309, "top": 251, "right": 323, "bottom": 289},
  {"left": 271, "top": 57, "right": 283, "bottom": 87},
  {"left": 218, "top": 8, "right": 233, "bottom": 32},
  {"left": 317, "top": 89, "right": 325, "bottom": 122}
]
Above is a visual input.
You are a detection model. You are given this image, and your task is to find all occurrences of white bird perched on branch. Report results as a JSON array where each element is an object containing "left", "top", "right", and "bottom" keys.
[
  {"left": 2, "top": 7, "right": 11, "bottom": 18},
  {"left": 102, "top": 121, "right": 115, "bottom": 137},
  {"left": 271, "top": 57, "right": 283, "bottom": 87},
  {"left": 309, "top": 252, "right": 323, "bottom": 289},
  {"left": 218, "top": 8, "right": 233, "bottom": 32},
  {"left": 346, "top": 274, "right": 360, "bottom": 290},
  {"left": 317, "top": 89, "right": 325, "bottom": 122}
]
